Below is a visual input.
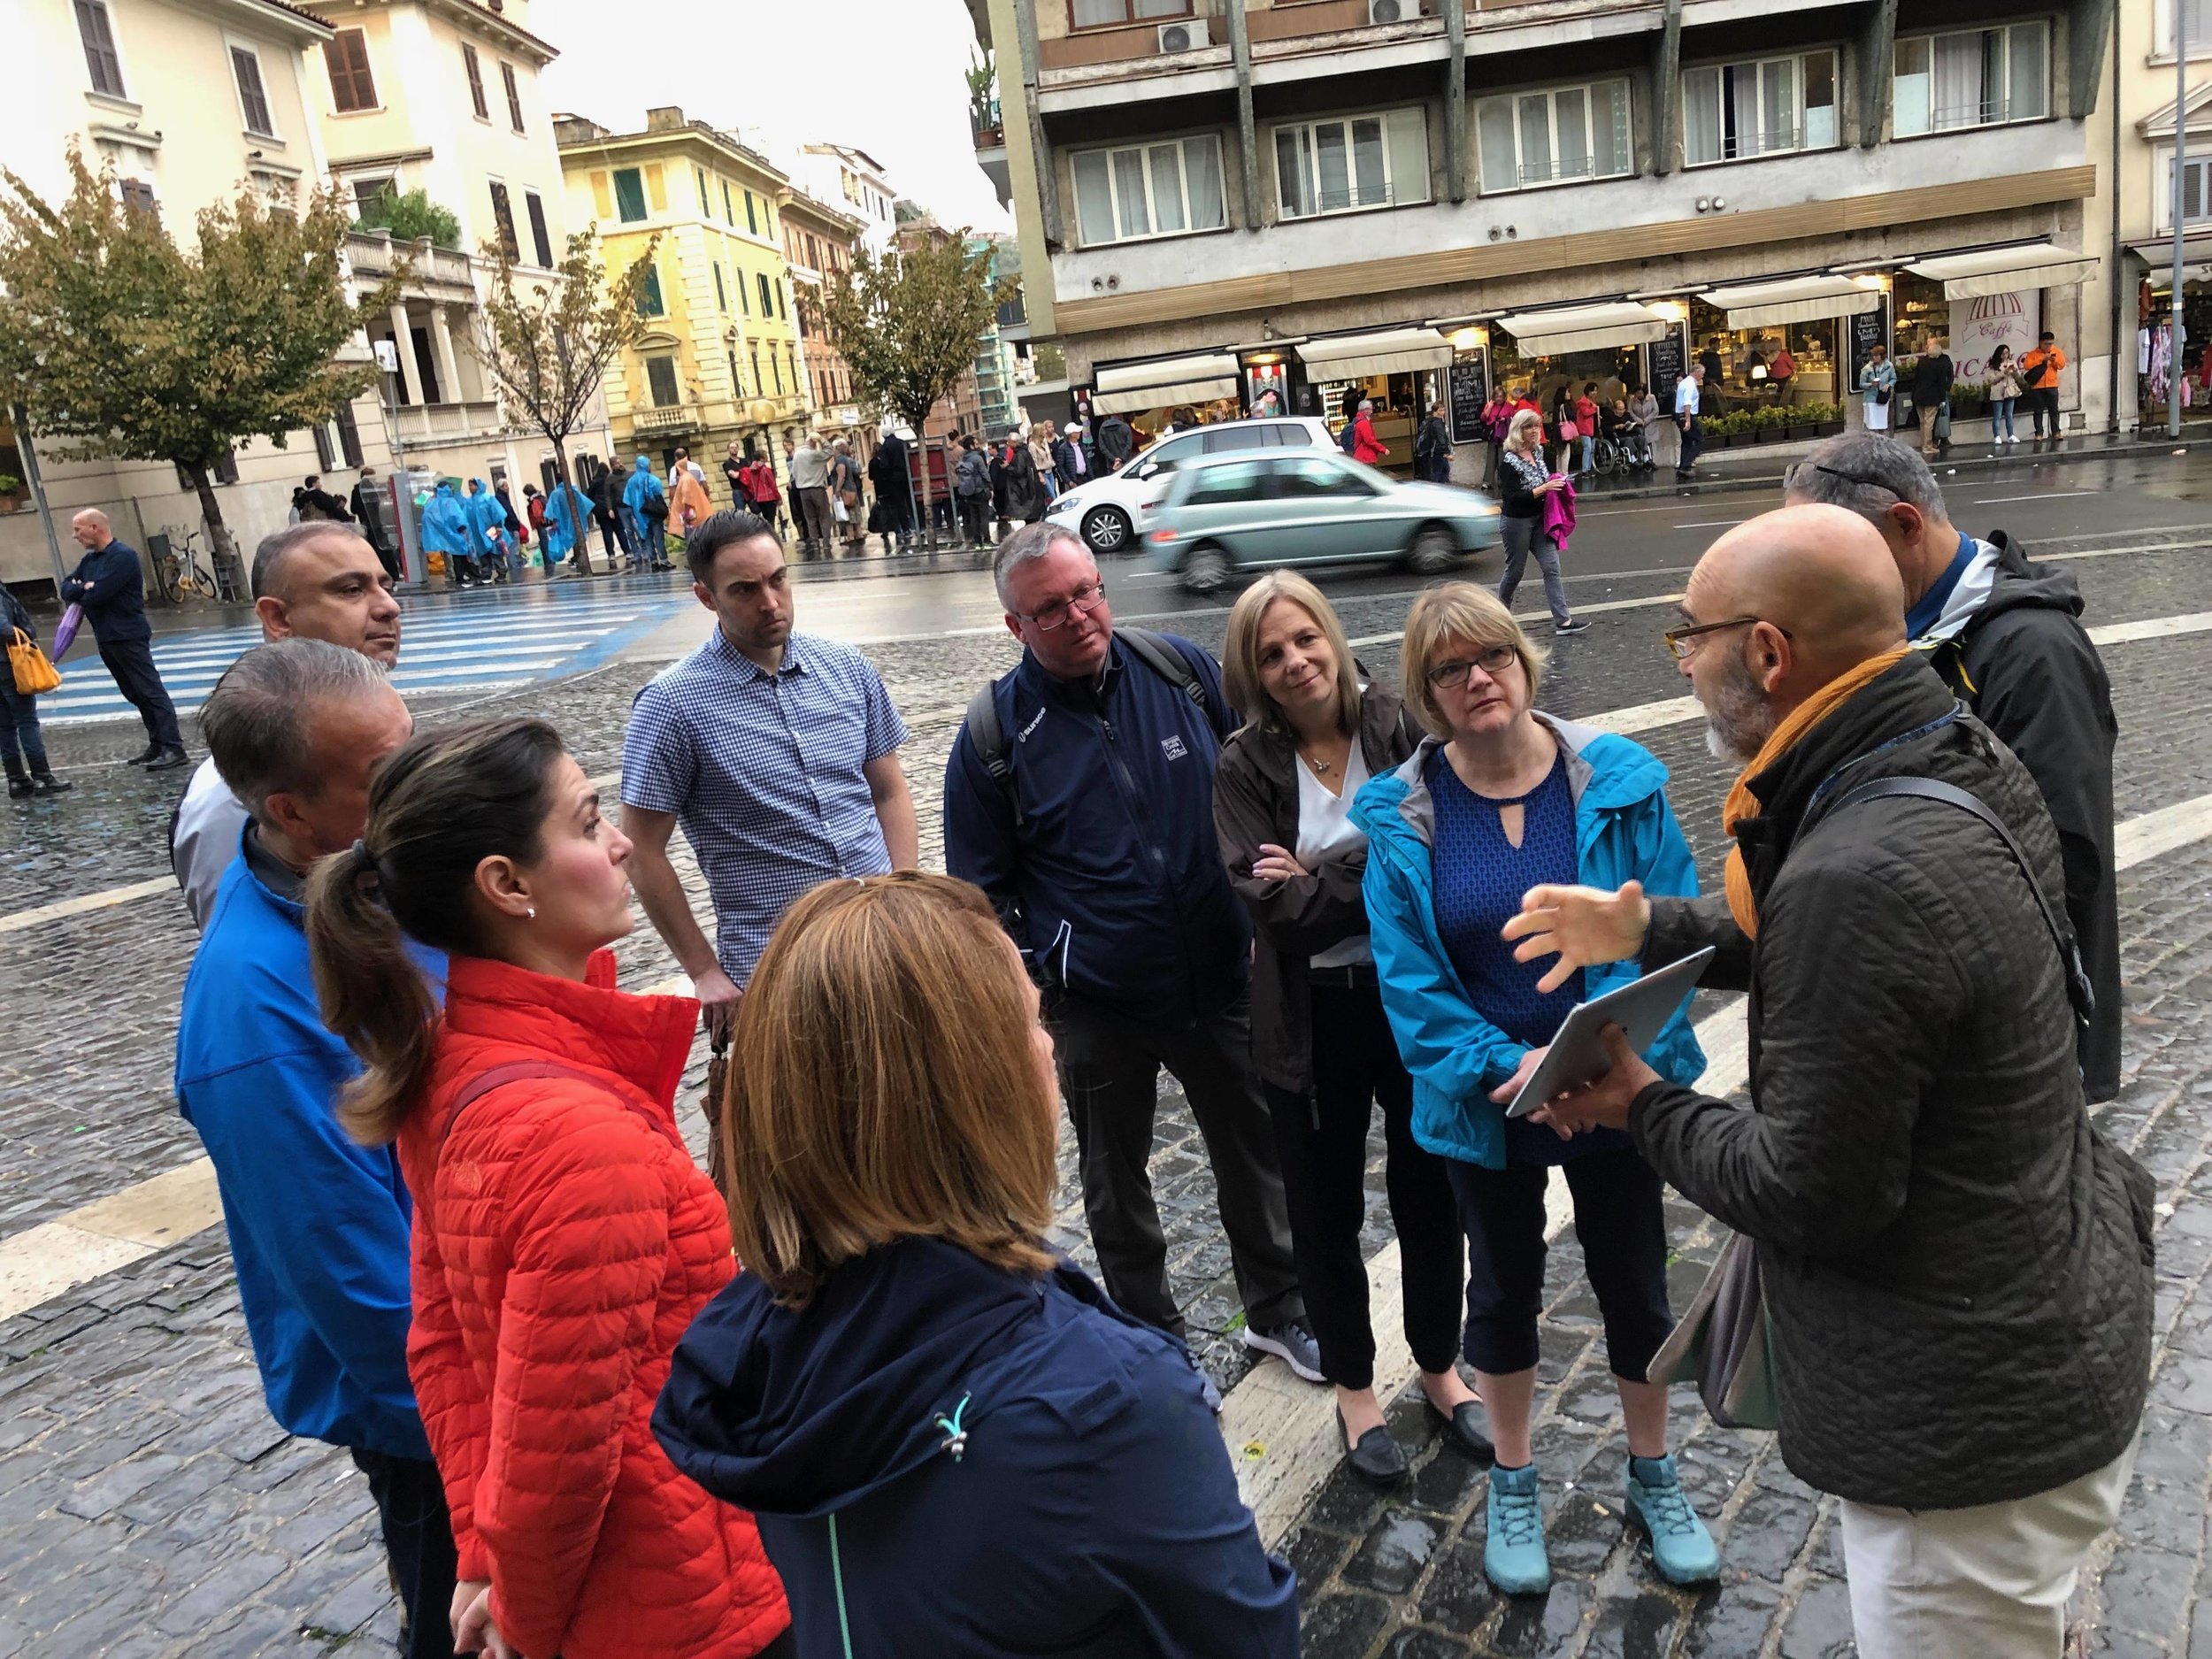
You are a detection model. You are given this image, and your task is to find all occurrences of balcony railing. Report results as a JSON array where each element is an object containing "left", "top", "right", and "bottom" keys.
[
  {"left": 634, "top": 404, "right": 702, "bottom": 434},
  {"left": 1511, "top": 155, "right": 1633, "bottom": 188},
  {"left": 346, "top": 230, "right": 480, "bottom": 299},
  {"left": 389, "top": 400, "right": 503, "bottom": 444}
]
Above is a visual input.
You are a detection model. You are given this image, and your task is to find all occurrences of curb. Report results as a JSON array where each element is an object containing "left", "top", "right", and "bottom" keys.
[{"left": 1567, "top": 436, "right": 2196, "bottom": 504}]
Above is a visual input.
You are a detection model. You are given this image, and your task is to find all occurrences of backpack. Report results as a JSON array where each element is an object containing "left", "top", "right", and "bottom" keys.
[{"left": 963, "top": 628, "right": 1219, "bottom": 830}]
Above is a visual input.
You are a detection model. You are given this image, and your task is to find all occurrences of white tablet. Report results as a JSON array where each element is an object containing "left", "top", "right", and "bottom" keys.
[{"left": 1503, "top": 947, "right": 1717, "bottom": 1118}]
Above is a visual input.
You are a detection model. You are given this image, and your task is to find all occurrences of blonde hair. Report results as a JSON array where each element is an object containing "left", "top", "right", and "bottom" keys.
[
  {"left": 722, "top": 872, "right": 1059, "bottom": 1306},
  {"left": 1400, "top": 583, "right": 1547, "bottom": 737},
  {"left": 1221, "top": 571, "right": 1360, "bottom": 738},
  {"left": 1505, "top": 408, "right": 1544, "bottom": 451}
]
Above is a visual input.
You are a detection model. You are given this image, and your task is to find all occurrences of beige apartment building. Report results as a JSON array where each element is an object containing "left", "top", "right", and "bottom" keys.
[
  {"left": 782, "top": 188, "right": 877, "bottom": 452},
  {"left": 979, "top": 0, "right": 2119, "bottom": 465},
  {"left": 4, "top": 0, "right": 381, "bottom": 590}
]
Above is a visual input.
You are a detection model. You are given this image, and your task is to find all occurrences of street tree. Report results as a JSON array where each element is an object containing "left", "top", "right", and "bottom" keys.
[
  {"left": 0, "top": 146, "right": 395, "bottom": 580},
  {"left": 472, "top": 228, "right": 657, "bottom": 576},
  {"left": 818, "top": 234, "right": 1006, "bottom": 541}
]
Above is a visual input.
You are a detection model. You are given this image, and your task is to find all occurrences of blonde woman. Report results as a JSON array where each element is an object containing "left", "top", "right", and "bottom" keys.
[
  {"left": 655, "top": 873, "right": 1298, "bottom": 1656},
  {"left": 1213, "top": 572, "right": 1480, "bottom": 1486},
  {"left": 1350, "top": 584, "right": 1717, "bottom": 1596},
  {"left": 1495, "top": 409, "right": 1586, "bottom": 636}
]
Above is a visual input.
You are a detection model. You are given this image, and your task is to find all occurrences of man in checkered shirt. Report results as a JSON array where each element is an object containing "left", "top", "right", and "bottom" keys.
[{"left": 622, "top": 510, "right": 918, "bottom": 1033}]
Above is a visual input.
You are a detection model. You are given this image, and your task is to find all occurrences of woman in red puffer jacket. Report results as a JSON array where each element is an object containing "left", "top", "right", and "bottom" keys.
[{"left": 307, "top": 717, "right": 790, "bottom": 1659}]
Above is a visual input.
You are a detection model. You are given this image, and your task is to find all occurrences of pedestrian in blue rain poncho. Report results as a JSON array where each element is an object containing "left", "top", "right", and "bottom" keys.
[
  {"left": 541, "top": 480, "right": 595, "bottom": 575},
  {"left": 465, "top": 479, "right": 513, "bottom": 584},
  {"left": 419, "top": 481, "right": 480, "bottom": 587},
  {"left": 623, "top": 456, "right": 669, "bottom": 572}
]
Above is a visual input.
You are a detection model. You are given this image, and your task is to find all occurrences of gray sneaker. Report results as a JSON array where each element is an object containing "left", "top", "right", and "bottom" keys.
[{"left": 1242, "top": 1317, "right": 1325, "bottom": 1383}]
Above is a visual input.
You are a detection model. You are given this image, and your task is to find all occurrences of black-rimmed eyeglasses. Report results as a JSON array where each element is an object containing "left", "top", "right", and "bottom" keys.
[{"left": 1018, "top": 580, "right": 1107, "bottom": 632}]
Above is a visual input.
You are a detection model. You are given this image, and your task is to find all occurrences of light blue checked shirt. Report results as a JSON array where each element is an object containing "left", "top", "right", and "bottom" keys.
[{"left": 622, "top": 628, "right": 909, "bottom": 983}]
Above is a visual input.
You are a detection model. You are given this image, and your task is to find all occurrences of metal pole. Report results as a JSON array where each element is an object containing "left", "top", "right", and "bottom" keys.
[
  {"left": 11, "top": 407, "right": 70, "bottom": 595},
  {"left": 2173, "top": 0, "right": 2189, "bottom": 440}
]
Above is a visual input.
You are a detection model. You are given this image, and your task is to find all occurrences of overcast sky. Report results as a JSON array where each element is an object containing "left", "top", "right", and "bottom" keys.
[{"left": 534, "top": 0, "right": 1013, "bottom": 235}]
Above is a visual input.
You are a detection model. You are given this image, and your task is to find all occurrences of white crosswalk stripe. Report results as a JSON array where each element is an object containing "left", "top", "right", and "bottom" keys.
[{"left": 41, "top": 587, "right": 695, "bottom": 725}]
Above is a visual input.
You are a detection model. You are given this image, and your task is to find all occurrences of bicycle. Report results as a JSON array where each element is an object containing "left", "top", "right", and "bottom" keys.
[{"left": 154, "top": 526, "right": 234, "bottom": 604}]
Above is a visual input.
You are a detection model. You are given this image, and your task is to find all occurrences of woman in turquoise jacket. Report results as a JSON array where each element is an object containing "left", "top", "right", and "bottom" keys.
[
  {"left": 465, "top": 478, "right": 513, "bottom": 584},
  {"left": 540, "top": 480, "right": 594, "bottom": 574},
  {"left": 419, "top": 480, "right": 480, "bottom": 588},
  {"left": 1351, "top": 583, "right": 1717, "bottom": 1599}
]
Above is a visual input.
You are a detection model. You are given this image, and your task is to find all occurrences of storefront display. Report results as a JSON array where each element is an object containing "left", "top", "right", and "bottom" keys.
[
  {"left": 2139, "top": 276, "right": 2212, "bottom": 422},
  {"left": 1685, "top": 298, "right": 1839, "bottom": 415}
]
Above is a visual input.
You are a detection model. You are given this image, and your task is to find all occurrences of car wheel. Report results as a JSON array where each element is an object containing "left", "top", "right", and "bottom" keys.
[
  {"left": 1181, "top": 543, "right": 1231, "bottom": 594},
  {"left": 1407, "top": 524, "right": 1462, "bottom": 575},
  {"left": 1081, "top": 504, "right": 1133, "bottom": 556}
]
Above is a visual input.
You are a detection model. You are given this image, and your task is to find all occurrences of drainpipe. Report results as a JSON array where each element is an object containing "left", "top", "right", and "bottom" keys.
[
  {"left": 2173, "top": 0, "right": 2189, "bottom": 440},
  {"left": 1442, "top": 0, "right": 1467, "bottom": 201},
  {"left": 2110, "top": 0, "right": 2126, "bottom": 431},
  {"left": 1227, "top": 0, "right": 1261, "bottom": 228}
]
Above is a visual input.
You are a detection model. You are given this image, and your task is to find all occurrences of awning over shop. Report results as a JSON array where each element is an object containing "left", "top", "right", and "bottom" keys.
[
  {"left": 1295, "top": 326, "right": 1454, "bottom": 380},
  {"left": 1494, "top": 302, "right": 1673, "bottom": 357},
  {"left": 1698, "top": 275, "right": 1883, "bottom": 331},
  {"left": 1092, "top": 351, "right": 1239, "bottom": 414},
  {"left": 1903, "top": 242, "right": 2098, "bottom": 302}
]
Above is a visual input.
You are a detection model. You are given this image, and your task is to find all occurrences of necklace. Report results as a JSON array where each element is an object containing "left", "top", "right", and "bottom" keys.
[{"left": 1301, "top": 749, "right": 1333, "bottom": 778}]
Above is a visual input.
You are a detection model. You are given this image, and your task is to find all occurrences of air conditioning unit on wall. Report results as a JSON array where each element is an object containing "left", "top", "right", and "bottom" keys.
[
  {"left": 1367, "top": 0, "right": 1413, "bottom": 19},
  {"left": 1157, "top": 18, "right": 1210, "bottom": 51}
]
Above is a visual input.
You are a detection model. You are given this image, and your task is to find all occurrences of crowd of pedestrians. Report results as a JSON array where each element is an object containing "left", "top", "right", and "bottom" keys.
[{"left": 87, "top": 344, "right": 2141, "bottom": 1657}]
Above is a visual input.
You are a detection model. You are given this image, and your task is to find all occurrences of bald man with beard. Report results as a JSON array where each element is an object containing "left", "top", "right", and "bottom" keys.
[{"left": 1502, "top": 505, "right": 2152, "bottom": 1657}]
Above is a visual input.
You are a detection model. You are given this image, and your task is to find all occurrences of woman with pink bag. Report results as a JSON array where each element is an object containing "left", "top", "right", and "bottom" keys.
[{"left": 1493, "top": 410, "right": 1587, "bottom": 638}]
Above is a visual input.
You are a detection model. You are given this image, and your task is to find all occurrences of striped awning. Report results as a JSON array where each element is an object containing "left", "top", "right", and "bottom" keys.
[
  {"left": 1494, "top": 302, "right": 1673, "bottom": 357},
  {"left": 1699, "top": 275, "right": 1884, "bottom": 331},
  {"left": 1295, "top": 326, "right": 1455, "bottom": 380},
  {"left": 1092, "top": 351, "right": 1239, "bottom": 414},
  {"left": 1904, "top": 242, "right": 2098, "bottom": 301}
]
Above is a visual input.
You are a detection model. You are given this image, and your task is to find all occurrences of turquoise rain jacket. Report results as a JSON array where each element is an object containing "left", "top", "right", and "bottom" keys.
[
  {"left": 418, "top": 481, "right": 473, "bottom": 557},
  {"left": 464, "top": 479, "right": 507, "bottom": 551},
  {"left": 540, "top": 482, "right": 593, "bottom": 560},
  {"left": 1349, "top": 711, "right": 1706, "bottom": 1169},
  {"left": 622, "top": 455, "right": 665, "bottom": 519}
]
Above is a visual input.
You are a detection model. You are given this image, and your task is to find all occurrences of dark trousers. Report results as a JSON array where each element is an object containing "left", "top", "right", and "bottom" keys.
[
  {"left": 0, "top": 683, "right": 50, "bottom": 774},
  {"left": 956, "top": 495, "right": 988, "bottom": 545},
  {"left": 1262, "top": 978, "right": 1463, "bottom": 1389},
  {"left": 1676, "top": 416, "right": 1703, "bottom": 474},
  {"left": 786, "top": 483, "right": 806, "bottom": 540},
  {"left": 351, "top": 1448, "right": 460, "bottom": 1659},
  {"left": 1447, "top": 1146, "right": 1672, "bottom": 1381},
  {"left": 96, "top": 637, "right": 181, "bottom": 751},
  {"left": 1051, "top": 993, "right": 1303, "bottom": 1336},
  {"left": 2030, "top": 385, "right": 2062, "bottom": 437}
]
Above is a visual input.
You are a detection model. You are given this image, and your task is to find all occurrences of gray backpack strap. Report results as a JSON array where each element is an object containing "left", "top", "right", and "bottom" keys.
[
  {"left": 964, "top": 679, "right": 1023, "bottom": 831},
  {"left": 1117, "top": 626, "right": 1218, "bottom": 727},
  {"left": 1809, "top": 775, "right": 2093, "bottom": 1033}
]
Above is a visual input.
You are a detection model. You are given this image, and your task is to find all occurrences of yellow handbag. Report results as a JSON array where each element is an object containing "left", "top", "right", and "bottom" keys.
[{"left": 9, "top": 628, "right": 62, "bottom": 695}]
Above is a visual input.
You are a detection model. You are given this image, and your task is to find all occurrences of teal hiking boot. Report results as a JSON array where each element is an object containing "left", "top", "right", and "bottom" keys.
[
  {"left": 1483, "top": 1462, "right": 1550, "bottom": 1594},
  {"left": 1624, "top": 1453, "right": 1720, "bottom": 1585}
]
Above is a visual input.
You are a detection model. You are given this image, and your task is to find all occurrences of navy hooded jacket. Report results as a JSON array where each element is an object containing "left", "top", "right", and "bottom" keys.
[
  {"left": 654, "top": 1238, "right": 1297, "bottom": 1659},
  {"left": 942, "top": 632, "right": 1250, "bottom": 1029}
]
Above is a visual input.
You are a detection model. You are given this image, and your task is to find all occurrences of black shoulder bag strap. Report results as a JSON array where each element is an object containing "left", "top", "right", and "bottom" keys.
[{"left": 1807, "top": 776, "right": 2094, "bottom": 1035}]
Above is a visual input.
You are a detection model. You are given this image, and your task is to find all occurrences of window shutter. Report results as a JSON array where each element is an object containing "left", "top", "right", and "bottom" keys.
[
  {"left": 75, "top": 0, "right": 127, "bottom": 97},
  {"left": 526, "top": 191, "right": 553, "bottom": 266},
  {"left": 463, "top": 44, "right": 488, "bottom": 119},
  {"left": 489, "top": 182, "right": 519, "bottom": 260},
  {"left": 233, "top": 49, "right": 274, "bottom": 136},
  {"left": 328, "top": 30, "right": 377, "bottom": 112},
  {"left": 501, "top": 61, "right": 524, "bottom": 132}
]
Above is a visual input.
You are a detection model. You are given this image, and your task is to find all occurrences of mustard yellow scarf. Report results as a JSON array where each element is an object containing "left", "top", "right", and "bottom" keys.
[{"left": 1721, "top": 649, "right": 1909, "bottom": 938}]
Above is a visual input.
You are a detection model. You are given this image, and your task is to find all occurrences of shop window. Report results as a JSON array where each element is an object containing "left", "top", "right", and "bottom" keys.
[
  {"left": 525, "top": 190, "right": 552, "bottom": 266},
  {"left": 613, "top": 167, "right": 648, "bottom": 222},
  {"left": 76, "top": 0, "right": 126, "bottom": 98},
  {"left": 1683, "top": 50, "right": 1838, "bottom": 165},
  {"left": 1893, "top": 24, "right": 2049, "bottom": 137},
  {"left": 1273, "top": 110, "right": 1428, "bottom": 219},
  {"left": 645, "top": 356, "right": 680, "bottom": 407},
  {"left": 1071, "top": 0, "right": 1188, "bottom": 26},
  {"left": 1071, "top": 134, "right": 1227, "bottom": 246},
  {"left": 231, "top": 46, "right": 275, "bottom": 137},
  {"left": 1477, "top": 80, "right": 1633, "bottom": 193},
  {"left": 327, "top": 28, "right": 377, "bottom": 112},
  {"left": 462, "top": 43, "right": 488, "bottom": 120},
  {"left": 501, "top": 60, "right": 525, "bottom": 133}
]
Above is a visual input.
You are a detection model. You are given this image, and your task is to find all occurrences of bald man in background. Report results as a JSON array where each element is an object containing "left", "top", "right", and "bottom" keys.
[
  {"left": 171, "top": 523, "right": 403, "bottom": 929},
  {"left": 63, "top": 509, "right": 186, "bottom": 770},
  {"left": 1504, "top": 505, "right": 2151, "bottom": 1656}
]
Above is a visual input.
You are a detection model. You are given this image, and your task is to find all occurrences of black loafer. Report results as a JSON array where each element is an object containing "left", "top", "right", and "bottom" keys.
[
  {"left": 1429, "top": 1399, "right": 1496, "bottom": 1463},
  {"left": 1338, "top": 1409, "right": 1409, "bottom": 1486}
]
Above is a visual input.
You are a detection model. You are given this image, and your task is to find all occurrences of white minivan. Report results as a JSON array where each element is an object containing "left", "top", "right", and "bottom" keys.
[{"left": 1045, "top": 416, "right": 1337, "bottom": 556}]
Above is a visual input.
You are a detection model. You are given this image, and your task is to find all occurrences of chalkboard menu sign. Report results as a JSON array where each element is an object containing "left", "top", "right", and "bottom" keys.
[
  {"left": 1647, "top": 333, "right": 1686, "bottom": 408},
  {"left": 1448, "top": 357, "right": 1489, "bottom": 443},
  {"left": 1847, "top": 305, "right": 1889, "bottom": 398}
]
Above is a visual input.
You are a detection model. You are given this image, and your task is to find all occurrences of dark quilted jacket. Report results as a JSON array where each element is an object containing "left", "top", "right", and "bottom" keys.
[{"left": 1630, "top": 655, "right": 2154, "bottom": 1510}]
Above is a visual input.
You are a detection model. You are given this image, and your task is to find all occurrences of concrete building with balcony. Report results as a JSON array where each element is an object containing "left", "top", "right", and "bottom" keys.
[
  {"left": 782, "top": 188, "right": 877, "bottom": 453},
  {"left": 557, "top": 108, "right": 809, "bottom": 474},
  {"left": 2084, "top": 0, "right": 2212, "bottom": 432},
  {"left": 303, "top": 0, "right": 611, "bottom": 501},
  {"left": 977, "top": 0, "right": 2118, "bottom": 464},
  {"left": 4, "top": 0, "right": 379, "bottom": 591}
]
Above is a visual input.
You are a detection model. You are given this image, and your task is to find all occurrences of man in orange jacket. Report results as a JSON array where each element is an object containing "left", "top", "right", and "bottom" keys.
[{"left": 2021, "top": 330, "right": 2067, "bottom": 442}]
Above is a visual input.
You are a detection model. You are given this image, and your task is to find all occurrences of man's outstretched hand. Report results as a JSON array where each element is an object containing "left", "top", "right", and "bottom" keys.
[
  {"left": 1529, "top": 1025, "right": 1659, "bottom": 1137},
  {"left": 1501, "top": 879, "right": 1652, "bottom": 994}
]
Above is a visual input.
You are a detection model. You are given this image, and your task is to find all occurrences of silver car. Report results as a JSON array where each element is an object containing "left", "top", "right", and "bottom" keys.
[{"left": 1145, "top": 451, "right": 1502, "bottom": 593}]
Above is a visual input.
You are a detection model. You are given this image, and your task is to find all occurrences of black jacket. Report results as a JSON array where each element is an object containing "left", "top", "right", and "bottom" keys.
[
  {"left": 1213, "top": 682, "right": 1420, "bottom": 1093},
  {"left": 1932, "top": 531, "right": 2121, "bottom": 1099},
  {"left": 1095, "top": 416, "right": 1135, "bottom": 469},
  {"left": 1910, "top": 351, "right": 1955, "bottom": 407},
  {"left": 1630, "top": 655, "right": 2153, "bottom": 1511},
  {"left": 63, "top": 540, "right": 150, "bottom": 643}
]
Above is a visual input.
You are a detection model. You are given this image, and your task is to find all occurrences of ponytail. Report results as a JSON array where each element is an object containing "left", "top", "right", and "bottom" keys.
[
  {"left": 302, "top": 718, "right": 565, "bottom": 1147},
  {"left": 307, "top": 844, "right": 441, "bottom": 1146}
]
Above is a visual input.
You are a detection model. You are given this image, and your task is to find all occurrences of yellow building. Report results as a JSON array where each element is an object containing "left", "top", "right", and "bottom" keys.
[
  {"left": 556, "top": 107, "right": 809, "bottom": 474},
  {"left": 780, "top": 188, "right": 874, "bottom": 449}
]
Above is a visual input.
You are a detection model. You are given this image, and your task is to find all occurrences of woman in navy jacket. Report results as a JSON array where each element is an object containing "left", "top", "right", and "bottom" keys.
[{"left": 656, "top": 872, "right": 1296, "bottom": 1659}]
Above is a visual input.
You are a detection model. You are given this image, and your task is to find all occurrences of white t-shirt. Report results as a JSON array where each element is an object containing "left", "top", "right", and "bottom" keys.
[
  {"left": 1295, "top": 740, "right": 1374, "bottom": 970},
  {"left": 173, "top": 757, "right": 249, "bottom": 932},
  {"left": 1675, "top": 376, "right": 1701, "bottom": 419}
]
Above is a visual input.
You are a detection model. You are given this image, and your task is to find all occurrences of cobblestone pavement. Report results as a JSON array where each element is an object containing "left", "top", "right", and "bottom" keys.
[{"left": 0, "top": 528, "right": 2208, "bottom": 1654}]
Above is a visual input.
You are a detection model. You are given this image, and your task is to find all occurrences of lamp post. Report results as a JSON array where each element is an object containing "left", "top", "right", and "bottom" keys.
[{"left": 2173, "top": 0, "right": 2191, "bottom": 441}]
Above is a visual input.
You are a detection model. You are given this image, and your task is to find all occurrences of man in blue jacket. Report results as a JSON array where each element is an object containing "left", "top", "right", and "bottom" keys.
[
  {"left": 177, "top": 639, "right": 457, "bottom": 1659},
  {"left": 943, "top": 524, "right": 1314, "bottom": 1378},
  {"left": 64, "top": 509, "right": 186, "bottom": 769}
]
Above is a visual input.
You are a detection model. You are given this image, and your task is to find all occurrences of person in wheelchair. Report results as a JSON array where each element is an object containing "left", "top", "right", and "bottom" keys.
[{"left": 1602, "top": 399, "right": 1653, "bottom": 472}]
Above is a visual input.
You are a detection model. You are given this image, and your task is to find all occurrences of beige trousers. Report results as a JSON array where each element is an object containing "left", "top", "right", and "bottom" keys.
[{"left": 1839, "top": 1440, "right": 2137, "bottom": 1659}]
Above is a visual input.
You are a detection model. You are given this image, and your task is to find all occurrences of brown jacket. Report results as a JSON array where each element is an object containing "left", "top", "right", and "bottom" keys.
[{"left": 1213, "top": 682, "right": 1421, "bottom": 1094}]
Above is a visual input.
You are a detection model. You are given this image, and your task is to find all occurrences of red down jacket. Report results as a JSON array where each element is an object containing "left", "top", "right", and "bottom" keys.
[{"left": 397, "top": 951, "right": 787, "bottom": 1659}]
